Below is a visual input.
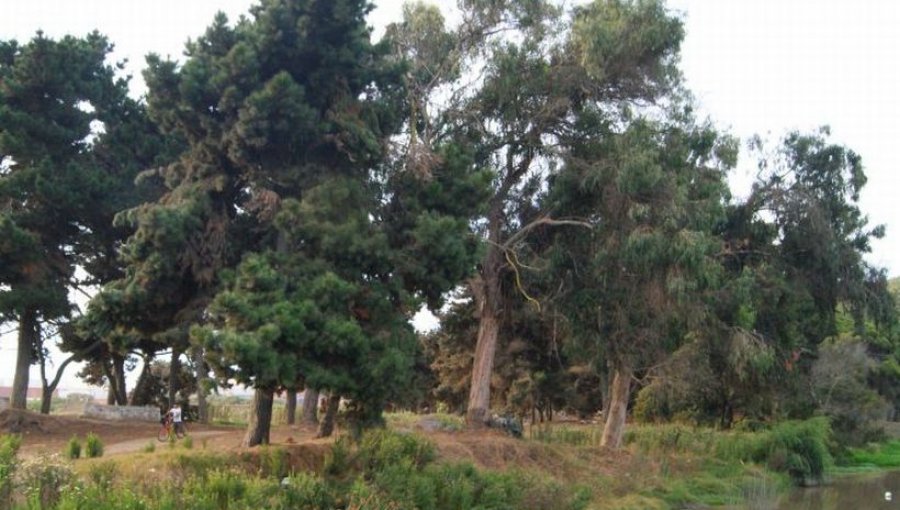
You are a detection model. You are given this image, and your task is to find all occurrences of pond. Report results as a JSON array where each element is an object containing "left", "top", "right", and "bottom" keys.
[{"left": 764, "top": 470, "right": 899, "bottom": 510}]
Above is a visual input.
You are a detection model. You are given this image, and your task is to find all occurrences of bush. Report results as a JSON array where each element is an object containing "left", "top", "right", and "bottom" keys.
[
  {"left": 142, "top": 441, "right": 156, "bottom": 453},
  {"left": 65, "top": 436, "right": 82, "bottom": 460},
  {"left": 358, "top": 429, "right": 435, "bottom": 472},
  {"left": 716, "top": 417, "right": 832, "bottom": 485},
  {"left": 84, "top": 433, "right": 104, "bottom": 458},
  {"left": 182, "top": 435, "right": 194, "bottom": 450}
]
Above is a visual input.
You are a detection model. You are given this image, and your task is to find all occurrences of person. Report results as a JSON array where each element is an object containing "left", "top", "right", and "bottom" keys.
[{"left": 169, "top": 404, "right": 184, "bottom": 435}]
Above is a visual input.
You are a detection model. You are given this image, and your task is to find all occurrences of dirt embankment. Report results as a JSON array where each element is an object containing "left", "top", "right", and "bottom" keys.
[{"left": 2, "top": 408, "right": 631, "bottom": 483}]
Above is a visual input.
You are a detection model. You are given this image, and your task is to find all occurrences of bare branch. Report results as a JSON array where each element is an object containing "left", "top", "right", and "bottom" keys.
[{"left": 503, "top": 216, "right": 592, "bottom": 249}]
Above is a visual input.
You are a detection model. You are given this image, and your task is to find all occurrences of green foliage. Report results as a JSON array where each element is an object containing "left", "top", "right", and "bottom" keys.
[
  {"left": 845, "top": 440, "right": 900, "bottom": 468},
  {"left": 625, "top": 418, "right": 832, "bottom": 485},
  {"left": 257, "top": 446, "right": 288, "bottom": 479},
  {"left": 142, "top": 442, "right": 156, "bottom": 454},
  {"left": 84, "top": 433, "right": 104, "bottom": 458},
  {"left": 0, "top": 435, "right": 21, "bottom": 508},
  {"left": 717, "top": 418, "right": 833, "bottom": 485},
  {"left": 65, "top": 437, "right": 82, "bottom": 460},
  {"left": 358, "top": 429, "right": 436, "bottom": 472},
  {"left": 181, "top": 436, "right": 194, "bottom": 450}
]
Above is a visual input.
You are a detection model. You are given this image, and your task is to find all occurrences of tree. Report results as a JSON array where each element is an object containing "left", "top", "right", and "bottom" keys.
[
  {"left": 0, "top": 32, "right": 138, "bottom": 409},
  {"left": 547, "top": 112, "right": 735, "bottom": 447},
  {"left": 118, "top": 0, "right": 488, "bottom": 447},
  {"left": 440, "top": 0, "right": 689, "bottom": 427}
]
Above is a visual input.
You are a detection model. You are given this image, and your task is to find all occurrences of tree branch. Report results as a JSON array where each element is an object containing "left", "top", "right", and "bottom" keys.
[{"left": 503, "top": 216, "right": 592, "bottom": 250}]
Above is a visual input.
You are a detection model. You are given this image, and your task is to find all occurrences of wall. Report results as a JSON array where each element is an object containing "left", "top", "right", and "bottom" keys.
[{"left": 82, "top": 403, "right": 160, "bottom": 422}]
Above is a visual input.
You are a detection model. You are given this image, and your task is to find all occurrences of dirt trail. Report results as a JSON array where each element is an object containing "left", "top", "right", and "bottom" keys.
[
  {"left": 1, "top": 409, "right": 243, "bottom": 458},
  {"left": 104, "top": 430, "right": 233, "bottom": 455}
]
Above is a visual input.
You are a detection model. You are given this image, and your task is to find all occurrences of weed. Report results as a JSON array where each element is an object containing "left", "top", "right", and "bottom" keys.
[
  {"left": 142, "top": 441, "right": 155, "bottom": 453},
  {"left": 530, "top": 424, "right": 600, "bottom": 447},
  {"left": 87, "top": 461, "right": 117, "bottom": 490},
  {"left": 18, "top": 454, "right": 74, "bottom": 509},
  {"left": 84, "top": 433, "right": 104, "bottom": 458},
  {"left": 182, "top": 435, "right": 193, "bottom": 450},
  {"left": 258, "top": 445, "right": 289, "bottom": 479}
]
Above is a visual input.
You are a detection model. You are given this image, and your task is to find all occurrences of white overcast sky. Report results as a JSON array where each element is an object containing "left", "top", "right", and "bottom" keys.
[{"left": 1, "top": 0, "right": 899, "bottom": 390}]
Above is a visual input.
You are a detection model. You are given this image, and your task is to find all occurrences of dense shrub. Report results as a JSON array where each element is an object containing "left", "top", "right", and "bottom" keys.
[
  {"left": 65, "top": 437, "right": 82, "bottom": 460},
  {"left": 717, "top": 417, "right": 832, "bottom": 485},
  {"left": 84, "top": 433, "right": 104, "bottom": 458}
]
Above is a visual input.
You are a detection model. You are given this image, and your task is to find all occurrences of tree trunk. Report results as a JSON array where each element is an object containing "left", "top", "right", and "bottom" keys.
[
  {"left": 192, "top": 346, "right": 209, "bottom": 423},
  {"left": 168, "top": 348, "right": 181, "bottom": 408},
  {"left": 316, "top": 394, "right": 340, "bottom": 438},
  {"left": 466, "top": 272, "right": 502, "bottom": 427},
  {"left": 130, "top": 356, "right": 152, "bottom": 406},
  {"left": 286, "top": 388, "right": 297, "bottom": 425},
  {"left": 301, "top": 388, "right": 319, "bottom": 426},
  {"left": 40, "top": 386, "right": 53, "bottom": 414},
  {"left": 111, "top": 353, "right": 128, "bottom": 405},
  {"left": 600, "top": 362, "right": 633, "bottom": 449},
  {"left": 242, "top": 387, "right": 275, "bottom": 447},
  {"left": 11, "top": 308, "right": 37, "bottom": 410}
]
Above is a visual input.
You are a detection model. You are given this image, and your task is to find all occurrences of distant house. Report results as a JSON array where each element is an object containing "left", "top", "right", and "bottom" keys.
[{"left": 0, "top": 387, "right": 57, "bottom": 400}]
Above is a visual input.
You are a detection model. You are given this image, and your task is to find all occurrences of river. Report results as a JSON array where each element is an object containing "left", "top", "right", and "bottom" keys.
[{"left": 765, "top": 470, "right": 900, "bottom": 509}]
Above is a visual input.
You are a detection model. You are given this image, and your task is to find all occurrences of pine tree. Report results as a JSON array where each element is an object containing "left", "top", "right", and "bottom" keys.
[{"left": 0, "top": 32, "right": 140, "bottom": 409}]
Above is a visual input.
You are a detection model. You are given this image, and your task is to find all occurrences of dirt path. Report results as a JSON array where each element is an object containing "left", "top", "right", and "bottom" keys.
[{"left": 105, "top": 430, "right": 234, "bottom": 455}]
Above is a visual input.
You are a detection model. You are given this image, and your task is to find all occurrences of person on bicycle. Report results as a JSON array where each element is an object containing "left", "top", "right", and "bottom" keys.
[{"left": 169, "top": 404, "right": 184, "bottom": 435}]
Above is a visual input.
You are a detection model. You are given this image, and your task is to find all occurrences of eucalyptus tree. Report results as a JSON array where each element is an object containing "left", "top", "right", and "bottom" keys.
[
  {"left": 436, "top": 0, "right": 690, "bottom": 427},
  {"left": 0, "top": 31, "right": 149, "bottom": 409},
  {"left": 545, "top": 110, "right": 736, "bottom": 447}
]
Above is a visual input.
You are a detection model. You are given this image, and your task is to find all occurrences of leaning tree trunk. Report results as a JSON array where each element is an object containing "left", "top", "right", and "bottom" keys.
[
  {"left": 316, "top": 394, "right": 340, "bottom": 438},
  {"left": 600, "top": 361, "right": 633, "bottom": 449},
  {"left": 242, "top": 387, "right": 275, "bottom": 447},
  {"left": 285, "top": 388, "right": 297, "bottom": 425},
  {"left": 301, "top": 388, "right": 319, "bottom": 426},
  {"left": 111, "top": 353, "right": 128, "bottom": 405},
  {"left": 466, "top": 269, "right": 502, "bottom": 427},
  {"left": 11, "top": 308, "right": 38, "bottom": 410}
]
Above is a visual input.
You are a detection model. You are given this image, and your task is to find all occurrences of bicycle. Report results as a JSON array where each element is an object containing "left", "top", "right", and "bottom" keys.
[{"left": 157, "top": 416, "right": 186, "bottom": 442}]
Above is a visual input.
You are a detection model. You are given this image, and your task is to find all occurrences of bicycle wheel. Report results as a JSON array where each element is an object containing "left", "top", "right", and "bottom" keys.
[{"left": 157, "top": 426, "right": 170, "bottom": 442}]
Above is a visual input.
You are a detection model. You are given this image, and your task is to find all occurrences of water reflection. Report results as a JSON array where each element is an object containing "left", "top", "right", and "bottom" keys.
[{"left": 771, "top": 470, "right": 899, "bottom": 510}]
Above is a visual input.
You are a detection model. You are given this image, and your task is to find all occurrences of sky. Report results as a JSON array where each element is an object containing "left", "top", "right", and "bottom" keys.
[{"left": 1, "top": 0, "right": 898, "bottom": 391}]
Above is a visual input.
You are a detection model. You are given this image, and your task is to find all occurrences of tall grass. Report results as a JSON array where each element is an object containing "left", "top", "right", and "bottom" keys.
[
  {"left": 624, "top": 417, "right": 833, "bottom": 486},
  {"left": 530, "top": 424, "right": 601, "bottom": 447}
]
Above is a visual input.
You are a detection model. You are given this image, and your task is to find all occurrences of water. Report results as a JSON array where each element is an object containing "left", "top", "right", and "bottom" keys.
[{"left": 767, "top": 470, "right": 900, "bottom": 510}]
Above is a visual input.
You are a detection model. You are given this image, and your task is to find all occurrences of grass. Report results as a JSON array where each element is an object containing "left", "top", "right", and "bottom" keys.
[{"left": 844, "top": 440, "right": 900, "bottom": 468}]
